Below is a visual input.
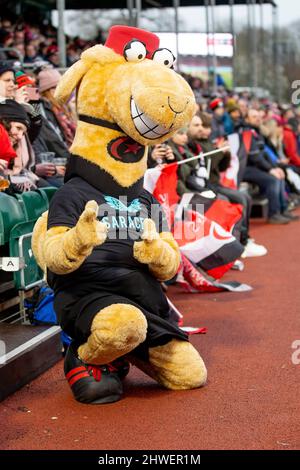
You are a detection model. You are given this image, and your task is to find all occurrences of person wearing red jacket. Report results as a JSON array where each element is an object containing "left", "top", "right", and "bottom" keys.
[
  {"left": 283, "top": 119, "right": 300, "bottom": 167},
  {"left": 0, "top": 122, "right": 16, "bottom": 173}
]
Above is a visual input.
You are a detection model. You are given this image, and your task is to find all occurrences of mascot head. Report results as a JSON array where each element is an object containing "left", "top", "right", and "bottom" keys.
[{"left": 55, "top": 25, "right": 195, "bottom": 189}]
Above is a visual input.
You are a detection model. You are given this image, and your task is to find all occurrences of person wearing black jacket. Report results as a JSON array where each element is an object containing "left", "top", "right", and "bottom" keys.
[
  {"left": 242, "top": 109, "right": 293, "bottom": 224},
  {"left": 188, "top": 113, "right": 267, "bottom": 257},
  {"left": 32, "top": 98, "right": 70, "bottom": 187}
]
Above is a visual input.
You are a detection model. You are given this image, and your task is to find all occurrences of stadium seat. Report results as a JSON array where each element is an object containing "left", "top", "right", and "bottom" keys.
[
  {"left": 0, "top": 193, "right": 27, "bottom": 245},
  {"left": 9, "top": 220, "right": 44, "bottom": 291},
  {"left": 247, "top": 184, "right": 269, "bottom": 219},
  {"left": 13, "top": 190, "right": 49, "bottom": 222},
  {"left": 36, "top": 187, "right": 57, "bottom": 204},
  {"left": 0, "top": 210, "right": 4, "bottom": 246}
]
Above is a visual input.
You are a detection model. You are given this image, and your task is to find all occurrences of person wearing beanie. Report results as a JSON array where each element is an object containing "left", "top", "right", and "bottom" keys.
[
  {"left": 37, "top": 67, "right": 75, "bottom": 148},
  {"left": 38, "top": 68, "right": 61, "bottom": 94},
  {"left": 209, "top": 97, "right": 227, "bottom": 141},
  {"left": 0, "top": 99, "right": 30, "bottom": 129},
  {"left": 45, "top": 45, "right": 60, "bottom": 67},
  {"left": 209, "top": 97, "right": 224, "bottom": 112},
  {"left": 224, "top": 103, "right": 242, "bottom": 135},
  {"left": 30, "top": 68, "right": 71, "bottom": 187},
  {"left": 15, "top": 70, "right": 35, "bottom": 89},
  {"left": 0, "top": 98, "right": 55, "bottom": 191}
]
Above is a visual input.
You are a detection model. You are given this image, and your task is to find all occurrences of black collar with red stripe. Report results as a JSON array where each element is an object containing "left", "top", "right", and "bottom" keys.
[{"left": 78, "top": 114, "right": 123, "bottom": 133}]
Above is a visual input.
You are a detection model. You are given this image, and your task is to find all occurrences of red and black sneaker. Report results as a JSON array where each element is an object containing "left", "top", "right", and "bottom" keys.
[{"left": 64, "top": 344, "right": 123, "bottom": 405}]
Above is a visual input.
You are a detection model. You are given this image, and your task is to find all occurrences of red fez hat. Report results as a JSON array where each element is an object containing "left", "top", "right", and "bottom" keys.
[
  {"left": 209, "top": 98, "right": 224, "bottom": 111},
  {"left": 105, "top": 25, "right": 160, "bottom": 59}
]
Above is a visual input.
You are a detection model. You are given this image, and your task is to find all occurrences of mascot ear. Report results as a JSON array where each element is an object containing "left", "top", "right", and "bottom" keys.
[{"left": 54, "top": 59, "right": 90, "bottom": 104}]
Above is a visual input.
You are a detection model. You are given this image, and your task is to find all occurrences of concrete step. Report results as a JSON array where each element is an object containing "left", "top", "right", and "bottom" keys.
[{"left": 0, "top": 323, "right": 62, "bottom": 402}]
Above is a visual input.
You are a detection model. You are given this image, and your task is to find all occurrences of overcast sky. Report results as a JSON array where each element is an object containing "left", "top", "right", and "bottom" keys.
[
  {"left": 276, "top": 0, "right": 300, "bottom": 25},
  {"left": 53, "top": 0, "right": 300, "bottom": 40},
  {"left": 178, "top": 0, "right": 300, "bottom": 30}
]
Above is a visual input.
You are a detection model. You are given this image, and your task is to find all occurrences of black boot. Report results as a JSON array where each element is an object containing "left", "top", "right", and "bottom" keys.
[
  {"left": 64, "top": 343, "right": 123, "bottom": 404},
  {"left": 110, "top": 357, "right": 130, "bottom": 379}
]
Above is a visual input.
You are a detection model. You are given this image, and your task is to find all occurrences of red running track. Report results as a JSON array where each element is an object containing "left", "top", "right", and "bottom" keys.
[{"left": 0, "top": 217, "right": 300, "bottom": 450}]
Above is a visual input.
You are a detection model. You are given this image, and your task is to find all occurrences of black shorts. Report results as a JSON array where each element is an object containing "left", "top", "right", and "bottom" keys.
[{"left": 53, "top": 268, "right": 188, "bottom": 360}]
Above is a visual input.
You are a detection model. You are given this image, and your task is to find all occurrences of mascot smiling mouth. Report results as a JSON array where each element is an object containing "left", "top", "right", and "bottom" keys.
[{"left": 130, "top": 97, "right": 173, "bottom": 139}]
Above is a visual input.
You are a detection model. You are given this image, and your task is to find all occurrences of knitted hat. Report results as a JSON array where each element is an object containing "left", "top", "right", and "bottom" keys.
[
  {"left": 0, "top": 61, "right": 15, "bottom": 77},
  {"left": 105, "top": 25, "right": 159, "bottom": 59},
  {"left": 38, "top": 68, "right": 61, "bottom": 93},
  {"left": 15, "top": 70, "right": 35, "bottom": 88},
  {"left": 0, "top": 99, "right": 30, "bottom": 128},
  {"left": 227, "top": 103, "right": 240, "bottom": 114},
  {"left": 209, "top": 97, "right": 224, "bottom": 111},
  {"left": 45, "top": 45, "right": 59, "bottom": 58}
]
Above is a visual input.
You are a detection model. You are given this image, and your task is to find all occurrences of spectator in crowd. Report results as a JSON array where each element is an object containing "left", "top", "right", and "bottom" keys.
[
  {"left": 0, "top": 99, "right": 51, "bottom": 190},
  {"left": 24, "top": 43, "right": 42, "bottom": 64},
  {"left": 149, "top": 143, "right": 175, "bottom": 168},
  {"left": 261, "top": 118, "right": 300, "bottom": 198},
  {"left": 38, "top": 67, "right": 76, "bottom": 146},
  {"left": 0, "top": 120, "right": 16, "bottom": 176},
  {"left": 238, "top": 99, "right": 249, "bottom": 119},
  {"left": 30, "top": 67, "right": 72, "bottom": 186},
  {"left": 242, "top": 109, "right": 296, "bottom": 224},
  {"left": 281, "top": 107, "right": 295, "bottom": 124},
  {"left": 262, "top": 118, "right": 290, "bottom": 165},
  {"left": 209, "top": 98, "right": 227, "bottom": 141},
  {"left": 0, "top": 62, "right": 16, "bottom": 98},
  {"left": 283, "top": 118, "right": 300, "bottom": 167},
  {"left": 167, "top": 127, "right": 202, "bottom": 197},
  {"left": 188, "top": 112, "right": 267, "bottom": 257},
  {"left": 0, "top": 29, "right": 14, "bottom": 60},
  {"left": 225, "top": 103, "right": 242, "bottom": 135},
  {"left": 45, "top": 45, "right": 60, "bottom": 67}
]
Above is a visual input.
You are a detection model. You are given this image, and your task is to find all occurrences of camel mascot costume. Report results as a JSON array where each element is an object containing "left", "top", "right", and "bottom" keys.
[{"left": 32, "top": 25, "right": 207, "bottom": 404}]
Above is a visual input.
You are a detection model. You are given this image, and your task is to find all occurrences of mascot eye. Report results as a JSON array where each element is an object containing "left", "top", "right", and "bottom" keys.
[
  {"left": 152, "top": 48, "right": 176, "bottom": 68},
  {"left": 124, "top": 40, "right": 147, "bottom": 62}
]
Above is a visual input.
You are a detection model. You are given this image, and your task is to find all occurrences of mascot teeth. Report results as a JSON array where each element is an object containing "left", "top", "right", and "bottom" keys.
[{"left": 130, "top": 97, "right": 170, "bottom": 139}]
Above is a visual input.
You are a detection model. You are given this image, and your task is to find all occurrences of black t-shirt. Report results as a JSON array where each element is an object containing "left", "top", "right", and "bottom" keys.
[
  {"left": 47, "top": 176, "right": 169, "bottom": 292},
  {"left": 46, "top": 175, "right": 188, "bottom": 350}
]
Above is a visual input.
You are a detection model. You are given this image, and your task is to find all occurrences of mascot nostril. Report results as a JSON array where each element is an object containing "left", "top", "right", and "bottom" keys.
[{"left": 32, "top": 25, "right": 207, "bottom": 404}]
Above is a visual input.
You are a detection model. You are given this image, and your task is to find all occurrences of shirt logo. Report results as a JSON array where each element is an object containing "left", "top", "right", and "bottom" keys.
[{"left": 104, "top": 195, "right": 141, "bottom": 213}]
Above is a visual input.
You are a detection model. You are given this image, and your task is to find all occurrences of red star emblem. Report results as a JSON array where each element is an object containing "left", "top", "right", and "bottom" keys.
[{"left": 124, "top": 142, "right": 142, "bottom": 154}]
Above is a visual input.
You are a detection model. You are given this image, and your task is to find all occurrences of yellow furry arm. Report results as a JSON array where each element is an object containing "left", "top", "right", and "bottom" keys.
[
  {"left": 149, "top": 231, "right": 180, "bottom": 281},
  {"left": 133, "top": 219, "right": 180, "bottom": 281},
  {"left": 43, "top": 200, "right": 107, "bottom": 275}
]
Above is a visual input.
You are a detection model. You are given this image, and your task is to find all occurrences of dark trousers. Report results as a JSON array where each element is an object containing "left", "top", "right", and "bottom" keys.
[
  {"left": 214, "top": 185, "right": 252, "bottom": 245},
  {"left": 36, "top": 176, "right": 64, "bottom": 188},
  {"left": 243, "top": 166, "right": 287, "bottom": 217}
]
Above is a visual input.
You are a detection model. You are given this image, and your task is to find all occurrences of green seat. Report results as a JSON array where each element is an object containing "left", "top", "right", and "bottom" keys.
[
  {"left": 9, "top": 221, "right": 44, "bottom": 290},
  {"left": 37, "top": 187, "right": 57, "bottom": 204},
  {"left": 0, "top": 193, "right": 27, "bottom": 245},
  {"left": 0, "top": 210, "right": 4, "bottom": 246},
  {"left": 13, "top": 190, "right": 49, "bottom": 222}
]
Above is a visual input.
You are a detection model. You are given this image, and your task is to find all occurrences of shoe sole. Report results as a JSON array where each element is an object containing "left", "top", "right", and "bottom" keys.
[{"left": 90, "top": 394, "right": 122, "bottom": 405}]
